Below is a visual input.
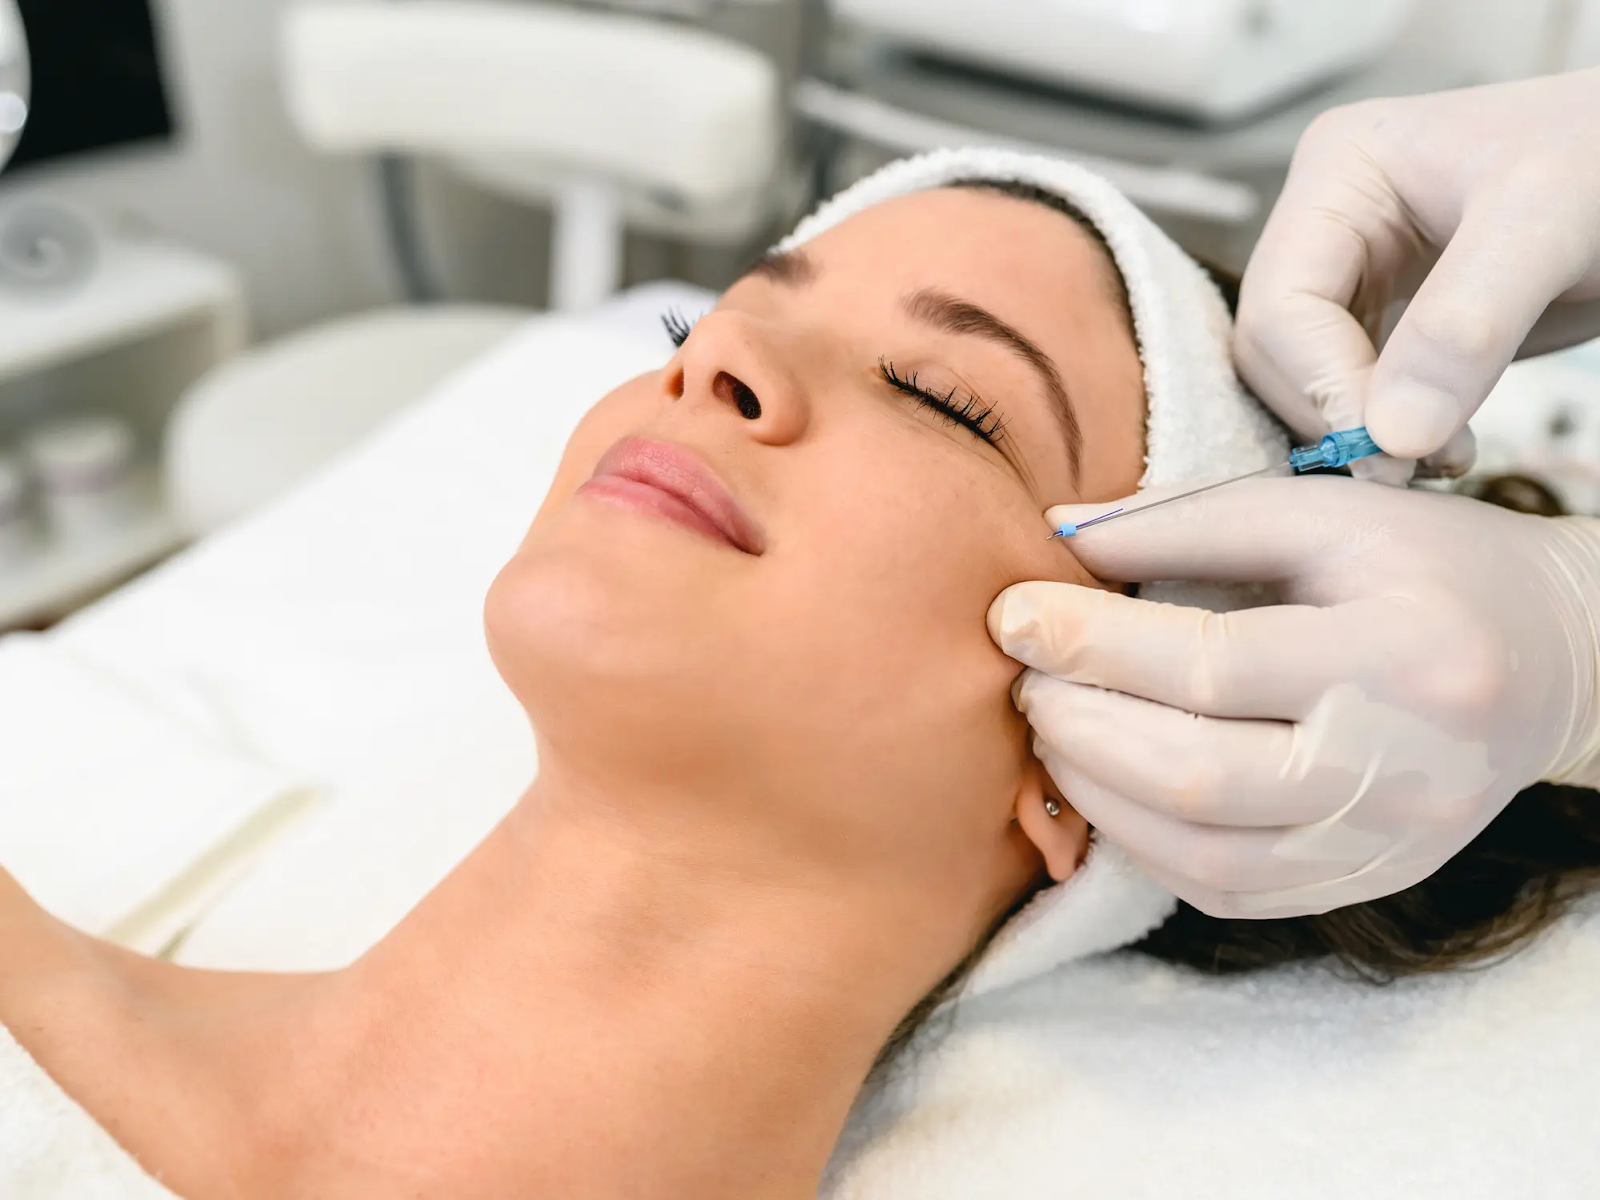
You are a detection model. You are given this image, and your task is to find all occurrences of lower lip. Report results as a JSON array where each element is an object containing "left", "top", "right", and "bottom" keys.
[{"left": 578, "top": 474, "right": 741, "bottom": 550}]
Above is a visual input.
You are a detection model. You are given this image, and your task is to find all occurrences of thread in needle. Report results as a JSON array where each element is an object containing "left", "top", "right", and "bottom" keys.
[{"left": 1047, "top": 462, "right": 1283, "bottom": 539}]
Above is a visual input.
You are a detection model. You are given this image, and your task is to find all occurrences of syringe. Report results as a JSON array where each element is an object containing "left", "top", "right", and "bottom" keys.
[{"left": 1052, "top": 426, "right": 1381, "bottom": 538}]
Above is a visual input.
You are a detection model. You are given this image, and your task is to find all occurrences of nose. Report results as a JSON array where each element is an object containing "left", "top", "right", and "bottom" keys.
[{"left": 663, "top": 310, "right": 810, "bottom": 445}]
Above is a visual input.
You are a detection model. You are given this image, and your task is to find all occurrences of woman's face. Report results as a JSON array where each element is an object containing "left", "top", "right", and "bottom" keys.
[{"left": 487, "top": 187, "right": 1145, "bottom": 952}]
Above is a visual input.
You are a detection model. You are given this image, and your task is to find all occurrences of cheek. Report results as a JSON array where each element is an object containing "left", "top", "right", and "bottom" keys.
[
  {"left": 769, "top": 424, "right": 1093, "bottom": 669},
  {"left": 739, "top": 430, "right": 1066, "bottom": 784}
]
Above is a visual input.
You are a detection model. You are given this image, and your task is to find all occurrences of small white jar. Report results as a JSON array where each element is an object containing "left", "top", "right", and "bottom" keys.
[
  {"left": 22, "top": 414, "right": 141, "bottom": 540},
  {"left": 0, "top": 452, "right": 33, "bottom": 569}
]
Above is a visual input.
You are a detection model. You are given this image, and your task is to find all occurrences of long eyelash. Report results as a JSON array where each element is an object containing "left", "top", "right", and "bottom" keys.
[
  {"left": 879, "top": 358, "right": 1007, "bottom": 445},
  {"left": 662, "top": 307, "right": 700, "bottom": 348}
]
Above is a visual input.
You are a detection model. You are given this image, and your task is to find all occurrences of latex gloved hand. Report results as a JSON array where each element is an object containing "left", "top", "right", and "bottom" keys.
[
  {"left": 989, "top": 477, "right": 1600, "bottom": 918},
  {"left": 1236, "top": 67, "right": 1600, "bottom": 483}
]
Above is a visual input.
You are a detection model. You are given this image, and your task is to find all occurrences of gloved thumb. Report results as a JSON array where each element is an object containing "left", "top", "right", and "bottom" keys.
[{"left": 1365, "top": 190, "right": 1591, "bottom": 458}]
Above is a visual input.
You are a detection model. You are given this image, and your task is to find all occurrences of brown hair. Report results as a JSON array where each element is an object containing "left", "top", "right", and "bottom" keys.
[{"left": 1138, "top": 781, "right": 1600, "bottom": 979}]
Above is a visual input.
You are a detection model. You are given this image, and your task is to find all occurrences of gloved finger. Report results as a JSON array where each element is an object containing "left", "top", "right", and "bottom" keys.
[
  {"left": 1041, "top": 475, "right": 1372, "bottom": 586},
  {"left": 1039, "top": 751, "right": 1364, "bottom": 908},
  {"left": 1365, "top": 187, "right": 1597, "bottom": 459},
  {"left": 1358, "top": 429, "right": 1476, "bottom": 484},
  {"left": 1349, "top": 452, "right": 1418, "bottom": 486},
  {"left": 1413, "top": 426, "right": 1477, "bottom": 480},
  {"left": 1232, "top": 284, "right": 1380, "bottom": 443},
  {"left": 992, "top": 584, "right": 1396, "bottom": 721},
  {"left": 1017, "top": 673, "right": 1352, "bottom": 828},
  {"left": 1124, "top": 851, "right": 1377, "bottom": 920},
  {"left": 1234, "top": 135, "right": 1404, "bottom": 440},
  {"left": 1170, "top": 831, "right": 1455, "bottom": 919}
]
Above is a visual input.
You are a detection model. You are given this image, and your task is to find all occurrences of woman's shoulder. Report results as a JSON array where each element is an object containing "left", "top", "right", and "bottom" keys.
[
  {"left": 0, "top": 868, "right": 94, "bottom": 1031},
  {"left": 0, "top": 866, "right": 66, "bottom": 961},
  {"left": 0, "top": 1003, "right": 182, "bottom": 1198}
]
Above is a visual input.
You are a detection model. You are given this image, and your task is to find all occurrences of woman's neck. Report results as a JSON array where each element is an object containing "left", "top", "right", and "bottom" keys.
[{"left": 246, "top": 765, "right": 963, "bottom": 1199}]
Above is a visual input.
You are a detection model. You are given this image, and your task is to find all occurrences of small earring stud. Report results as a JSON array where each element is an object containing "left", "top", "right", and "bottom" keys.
[{"left": 1043, "top": 798, "right": 1062, "bottom": 818}]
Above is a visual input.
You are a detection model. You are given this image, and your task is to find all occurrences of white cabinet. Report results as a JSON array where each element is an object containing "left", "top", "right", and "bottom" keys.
[{"left": 0, "top": 208, "right": 246, "bottom": 628}]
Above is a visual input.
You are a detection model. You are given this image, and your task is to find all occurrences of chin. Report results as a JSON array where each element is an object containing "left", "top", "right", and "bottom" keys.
[{"left": 483, "top": 512, "right": 761, "bottom": 773}]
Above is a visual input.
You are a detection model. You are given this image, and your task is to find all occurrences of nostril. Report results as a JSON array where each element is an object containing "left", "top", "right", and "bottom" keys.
[{"left": 713, "top": 371, "right": 762, "bottom": 420}]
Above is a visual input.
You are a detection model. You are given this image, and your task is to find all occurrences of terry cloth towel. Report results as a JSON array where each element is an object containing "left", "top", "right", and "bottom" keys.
[
  {"left": 0, "top": 1021, "right": 179, "bottom": 1198},
  {"left": 0, "top": 634, "right": 316, "bottom": 953},
  {"left": 783, "top": 148, "right": 1288, "bottom": 992},
  {"left": 823, "top": 896, "right": 1600, "bottom": 1199}
]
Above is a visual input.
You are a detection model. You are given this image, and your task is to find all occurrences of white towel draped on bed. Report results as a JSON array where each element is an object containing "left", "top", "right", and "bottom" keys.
[
  {"left": 0, "top": 637, "right": 313, "bottom": 952},
  {"left": 826, "top": 898, "right": 1600, "bottom": 1199}
]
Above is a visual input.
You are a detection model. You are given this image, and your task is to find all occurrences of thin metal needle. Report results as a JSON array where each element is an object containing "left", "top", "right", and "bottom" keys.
[{"left": 1048, "top": 461, "right": 1286, "bottom": 539}]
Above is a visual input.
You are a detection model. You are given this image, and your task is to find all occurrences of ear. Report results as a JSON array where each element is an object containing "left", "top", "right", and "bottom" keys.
[{"left": 1014, "top": 760, "right": 1089, "bottom": 883}]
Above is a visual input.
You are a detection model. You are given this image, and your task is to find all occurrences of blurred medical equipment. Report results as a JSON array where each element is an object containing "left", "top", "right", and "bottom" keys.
[
  {"left": 0, "top": 5, "right": 224, "bottom": 627},
  {"left": 0, "top": 0, "right": 25, "bottom": 171},
  {"left": 21, "top": 413, "right": 141, "bottom": 539},
  {"left": 0, "top": 0, "right": 174, "bottom": 175},
  {"left": 1052, "top": 427, "right": 1380, "bottom": 536},
  {"left": 1468, "top": 340, "right": 1600, "bottom": 516},
  {"left": 0, "top": 200, "right": 245, "bottom": 628},
  {"left": 0, "top": 202, "right": 95, "bottom": 292},
  {"left": 803, "top": 19, "right": 1468, "bottom": 277},
  {"left": 0, "top": 453, "right": 26, "bottom": 565},
  {"left": 833, "top": 0, "right": 1418, "bottom": 122}
]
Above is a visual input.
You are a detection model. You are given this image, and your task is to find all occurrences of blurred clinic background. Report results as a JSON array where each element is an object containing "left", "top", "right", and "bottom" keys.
[{"left": 1, "top": 0, "right": 1599, "bottom": 632}]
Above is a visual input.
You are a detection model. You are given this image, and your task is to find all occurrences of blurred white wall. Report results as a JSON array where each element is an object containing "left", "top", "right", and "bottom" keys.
[
  {"left": 1572, "top": 0, "right": 1600, "bottom": 68},
  {"left": 1399, "top": 0, "right": 1600, "bottom": 80},
  {"left": 0, "top": 0, "right": 399, "bottom": 339}
]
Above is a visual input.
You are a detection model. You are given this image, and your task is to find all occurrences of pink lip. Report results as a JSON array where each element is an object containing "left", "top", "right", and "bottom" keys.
[{"left": 579, "top": 437, "right": 765, "bottom": 555}]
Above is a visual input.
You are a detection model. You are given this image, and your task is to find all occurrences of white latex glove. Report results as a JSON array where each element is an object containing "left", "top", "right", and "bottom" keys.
[
  {"left": 1236, "top": 67, "right": 1600, "bottom": 483},
  {"left": 989, "top": 477, "right": 1600, "bottom": 918}
]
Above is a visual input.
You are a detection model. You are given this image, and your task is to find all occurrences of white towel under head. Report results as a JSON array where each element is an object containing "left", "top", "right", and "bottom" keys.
[{"left": 783, "top": 149, "right": 1290, "bottom": 992}]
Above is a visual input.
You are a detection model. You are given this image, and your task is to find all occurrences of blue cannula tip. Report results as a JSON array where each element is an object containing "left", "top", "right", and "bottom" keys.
[{"left": 1052, "top": 524, "right": 1078, "bottom": 539}]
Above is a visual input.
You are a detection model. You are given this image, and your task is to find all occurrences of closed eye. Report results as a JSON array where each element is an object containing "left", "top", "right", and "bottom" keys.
[{"left": 880, "top": 359, "right": 1007, "bottom": 446}]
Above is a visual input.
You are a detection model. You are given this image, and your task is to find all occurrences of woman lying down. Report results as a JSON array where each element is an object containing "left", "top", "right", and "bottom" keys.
[{"left": 4, "top": 151, "right": 1599, "bottom": 1199}]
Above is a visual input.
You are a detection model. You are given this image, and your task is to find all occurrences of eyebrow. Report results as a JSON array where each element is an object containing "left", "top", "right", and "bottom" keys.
[
  {"left": 902, "top": 288, "right": 1083, "bottom": 479},
  {"left": 746, "top": 247, "right": 819, "bottom": 287},
  {"left": 740, "top": 253, "right": 1084, "bottom": 478}
]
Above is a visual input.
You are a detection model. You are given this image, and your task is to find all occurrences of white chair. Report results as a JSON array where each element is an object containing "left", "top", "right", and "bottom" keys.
[{"left": 166, "top": 0, "right": 784, "bottom": 536}]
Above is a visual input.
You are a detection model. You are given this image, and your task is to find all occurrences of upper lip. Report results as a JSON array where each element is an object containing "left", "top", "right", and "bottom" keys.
[{"left": 589, "top": 437, "right": 766, "bottom": 555}]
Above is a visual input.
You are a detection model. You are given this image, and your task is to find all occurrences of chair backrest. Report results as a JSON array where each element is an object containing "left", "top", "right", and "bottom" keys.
[{"left": 282, "top": 1, "right": 783, "bottom": 206}]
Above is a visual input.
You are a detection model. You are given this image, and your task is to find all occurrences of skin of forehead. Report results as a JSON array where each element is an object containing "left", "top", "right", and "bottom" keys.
[{"left": 775, "top": 188, "right": 1147, "bottom": 505}]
